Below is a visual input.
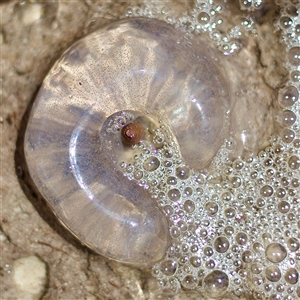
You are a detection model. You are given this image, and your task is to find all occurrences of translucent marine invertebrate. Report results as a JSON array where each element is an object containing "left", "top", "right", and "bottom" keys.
[
  {"left": 24, "top": 18, "right": 229, "bottom": 265},
  {"left": 24, "top": 13, "right": 300, "bottom": 299}
]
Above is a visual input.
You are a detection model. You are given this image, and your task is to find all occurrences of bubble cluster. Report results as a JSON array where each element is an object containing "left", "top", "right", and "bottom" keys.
[
  {"left": 108, "top": 108, "right": 299, "bottom": 298},
  {"left": 125, "top": 0, "right": 242, "bottom": 55},
  {"left": 112, "top": 2, "right": 300, "bottom": 298}
]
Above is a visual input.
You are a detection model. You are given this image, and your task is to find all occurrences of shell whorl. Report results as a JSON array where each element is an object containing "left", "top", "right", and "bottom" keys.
[{"left": 25, "top": 18, "right": 229, "bottom": 265}]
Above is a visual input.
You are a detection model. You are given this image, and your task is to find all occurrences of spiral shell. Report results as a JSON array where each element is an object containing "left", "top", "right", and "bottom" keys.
[{"left": 24, "top": 18, "right": 230, "bottom": 265}]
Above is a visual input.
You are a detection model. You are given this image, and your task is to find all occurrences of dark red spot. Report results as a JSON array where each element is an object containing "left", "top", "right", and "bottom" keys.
[{"left": 121, "top": 122, "right": 145, "bottom": 146}]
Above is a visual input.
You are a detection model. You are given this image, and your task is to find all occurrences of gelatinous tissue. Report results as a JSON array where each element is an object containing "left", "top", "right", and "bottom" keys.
[{"left": 24, "top": 14, "right": 300, "bottom": 299}]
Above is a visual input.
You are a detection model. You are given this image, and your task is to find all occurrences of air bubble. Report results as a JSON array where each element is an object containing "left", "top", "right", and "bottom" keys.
[
  {"left": 266, "top": 266, "right": 282, "bottom": 282},
  {"left": 195, "top": 176, "right": 205, "bottom": 187},
  {"left": 265, "top": 243, "right": 287, "bottom": 263},
  {"left": 224, "top": 225, "right": 234, "bottom": 236},
  {"left": 281, "top": 177, "right": 291, "bottom": 187},
  {"left": 134, "top": 170, "right": 143, "bottom": 180},
  {"left": 126, "top": 165, "right": 133, "bottom": 172},
  {"left": 260, "top": 185, "right": 274, "bottom": 197},
  {"left": 254, "top": 0, "right": 263, "bottom": 8},
  {"left": 231, "top": 245, "right": 240, "bottom": 252},
  {"left": 288, "top": 47, "right": 300, "bottom": 66},
  {"left": 160, "top": 259, "right": 177, "bottom": 276},
  {"left": 167, "top": 176, "right": 177, "bottom": 185},
  {"left": 163, "top": 205, "right": 173, "bottom": 216},
  {"left": 251, "top": 171, "right": 258, "bottom": 179},
  {"left": 262, "top": 233, "right": 272, "bottom": 244},
  {"left": 230, "top": 176, "right": 242, "bottom": 188},
  {"left": 264, "top": 283, "right": 272, "bottom": 292},
  {"left": 291, "top": 70, "right": 300, "bottom": 82},
  {"left": 158, "top": 192, "right": 165, "bottom": 200},
  {"left": 279, "top": 16, "right": 293, "bottom": 29},
  {"left": 288, "top": 155, "right": 300, "bottom": 170},
  {"left": 264, "top": 158, "right": 273, "bottom": 167},
  {"left": 225, "top": 208, "right": 236, "bottom": 218},
  {"left": 253, "top": 242, "right": 264, "bottom": 253},
  {"left": 216, "top": 219, "right": 224, "bottom": 228},
  {"left": 234, "top": 260, "right": 242, "bottom": 267},
  {"left": 236, "top": 232, "right": 248, "bottom": 245},
  {"left": 164, "top": 149, "right": 173, "bottom": 158},
  {"left": 274, "top": 157, "right": 283, "bottom": 165},
  {"left": 205, "top": 202, "right": 219, "bottom": 216},
  {"left": 170, "top": 226, "right": 180, "bottom": 238},
  {"left": 168, "top": 189, "right": 181, "bottom": 201},
  {"left": 143, "top": 156, "right": 160, "bottom": 171},
  {"left": 164, "top": 160, "right": 172, "bottom": 167},
  {"left": 245, "top": 196, "right": 254, "bottom": 206},
  {"left": 242, "top": 250, "right": 253, "bottom": 263},
  {"left": 275, "top": 188, "right": 286, "bottom": 198},
  {"left": 252, "top": 277, "right": 263, "bottom": 286},
  {"left": 282, "top": 128, "right": 295, "bottom": 143},
  {"left": 266, "top": 169, "right": 275, "bottom": 178},
  {"left": 182, "top": 244, "right": 189, "bottom": 252},
  {"left": 222, "top": 191, "right": 232, "bottom": 201},
  {"left": 178, "top": 220, "right": 187, "bottom": 231},
  {"left": 198, "top": 12, "right": 210, "bottom": 25},
  {"left": 183, "top": 200, "right": 195, "bottom": 213},
  {"left": 175, "top": 166, "right": 190, "bottom": 180},
  {"left": 233, "top": 159, "right": 244, "bottom": 170},
  {"left": 256, "top": 198, "right": 265, "bottom": 207},
  {"left": 180, "top": 255, "right": 188, "bottom": 264},
  {"left": 239, "top": 0, "right": 252, "bottom": 8},
  {"left": 277, "top": 284, "right": 284, "bottom": 293},
  {"left": 199, "top": 228, "right": 208, "bottom": 237},
  {"left": 287, "top": 237, "right": 300, "bottom": 252},
  {"left": 202, "top": 219, "right": 210, "bottom": 227},
  {"left": 279, "top": 86, "right": 299, "bottom": 107},
  {"left": 182, "top": 275, "right": 198, "bottom": 289},
  {"left": 281, "top": 110, "right": 297, "bottom": 127},
  {"left": 214, "top": 236, "right": 230, "bottom": 253},
  {"left": 206, "top": 259, "right": 216, "bottom": 269},
  {"left": 288, "top": 189, "right": 296, "bottom": 197},
  {"left": 204, "top": 247, "right": 214, "bottom": 257},
  {"left": 241, "top": 18, "right": 253, "bottom": 28},
  {"left": 286, "top": 5, "right": 298, "bottom": 17},
  {"left": 293, "top": 139, "right": 300, "bottom": 149},
  {"left": 203, "top": 270, "right": 229, "bottom": 297},
  {"left": 183, "top": 187, "right": 193, "bottom": 197},
  {"left": 151, "top": 179, "right": 158, "bottom": 186},
  {"left": 292, "top": 178, "right": 299, "bottom": 187},
  {"left": 274, "top": 144, "right": 284, "bottom": 154},
  {"left": 196, "top": 187, "right": 204, "bottom": 195},
  {"left": 190, "top": 256, "right": 201, "bottom": 268},
  {"left": 251, "top": 262, "right": 263, "bottom": 274},
  {"left": 284, "top": 268, "right": 299, "bottom": 284}
]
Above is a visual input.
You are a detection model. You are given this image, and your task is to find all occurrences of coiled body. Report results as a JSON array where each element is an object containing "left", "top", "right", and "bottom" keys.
[
  {"left": 24, "top": 17, "right": 300, "bottom": 298},
  {"left": 25, "top": 18, "right": 229, "bottom": 265}
]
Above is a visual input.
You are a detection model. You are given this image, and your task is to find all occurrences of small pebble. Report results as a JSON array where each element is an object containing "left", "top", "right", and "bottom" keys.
[{"left": 13, "top": 255, "right": 47, "bottom": 300}]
